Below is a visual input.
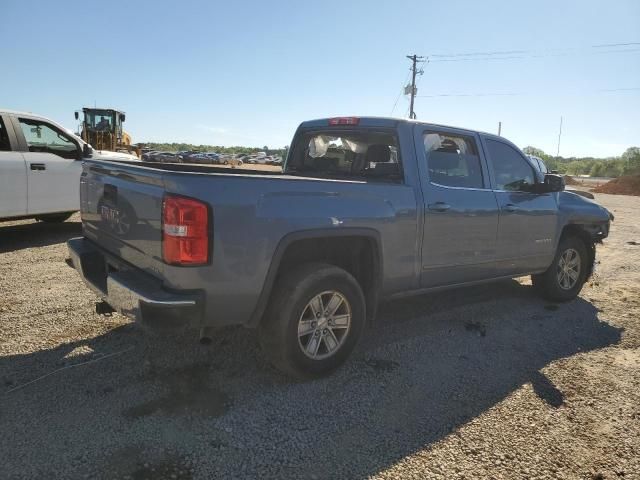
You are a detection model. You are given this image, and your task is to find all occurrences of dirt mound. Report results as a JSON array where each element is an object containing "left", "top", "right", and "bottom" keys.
[
  {"left": 592, "top": 175, "right": 640, "bottom": 196},
  {"left": 564, "top": 175, "right": 581, "bottom": 186}
]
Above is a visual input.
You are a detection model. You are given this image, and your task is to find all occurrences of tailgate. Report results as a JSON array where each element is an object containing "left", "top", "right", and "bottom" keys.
[{"left": 80, "top": 160, "right": 166, "bottom": 278}]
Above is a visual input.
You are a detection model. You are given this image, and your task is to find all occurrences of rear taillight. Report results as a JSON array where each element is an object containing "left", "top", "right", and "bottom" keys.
[
  {"left": 328, "top": 117, "right": 360, "bottom": 126},
  {"left": 162, "top": 195, "right": 209, "bottom": 265}
]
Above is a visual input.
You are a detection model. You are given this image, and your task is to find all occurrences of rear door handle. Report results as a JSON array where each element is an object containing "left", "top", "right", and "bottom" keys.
[
  {"left": 30, "top": 163, "right": 46, "bottom": 171},
  {"left": 504, "top": 203, "right": 519, "bottom": 212},
  {"left": 428, "top": 202, "right": 451, "bottom": 212}
]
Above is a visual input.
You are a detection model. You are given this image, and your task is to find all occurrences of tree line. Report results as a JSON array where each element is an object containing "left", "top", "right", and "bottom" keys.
[
  {"left": 522, "top": 146, "right": 640, "bottom": 178},
  {"left": 140, "top": 142, "right": 288, "bottom": 158}
]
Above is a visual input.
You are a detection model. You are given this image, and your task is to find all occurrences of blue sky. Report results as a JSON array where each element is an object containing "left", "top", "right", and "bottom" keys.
[{"left": 2, "top": 0, "right": 639, "bottom": 157}]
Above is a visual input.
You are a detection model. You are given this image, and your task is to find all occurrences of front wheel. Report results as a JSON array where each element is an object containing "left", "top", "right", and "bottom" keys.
[
  {"left": 259, "top": 263, "right": 365, "bottom": 379},
  {"left": 532, "top": 236, "right": 589, "bottom": 302}
]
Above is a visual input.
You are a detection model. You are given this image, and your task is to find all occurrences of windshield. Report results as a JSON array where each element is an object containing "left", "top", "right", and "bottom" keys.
[{"left": 84, "top": 110, "right": 115, "bottom": 132}]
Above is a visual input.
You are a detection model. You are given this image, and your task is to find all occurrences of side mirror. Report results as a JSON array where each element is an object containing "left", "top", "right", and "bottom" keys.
[
  {"left": 74, "top": 111, "right": 79, "bottom": 120},
  {"left": 543, "top": 173, "right": 564, "bottom": 192},
  {"left": 120, "top": 113, "right": 126, "bottom": 122},
  {"left": 82, "top": 143, "right": 93, "bottom": 158}
]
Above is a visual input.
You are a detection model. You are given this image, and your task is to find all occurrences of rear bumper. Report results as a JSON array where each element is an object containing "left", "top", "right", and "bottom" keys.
[{"left": 67, "top": 237, "right": 203, "bottom": 329}]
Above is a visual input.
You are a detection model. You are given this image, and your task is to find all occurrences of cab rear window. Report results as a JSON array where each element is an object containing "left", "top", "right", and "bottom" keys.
[{"left": 286, "top": 130, "right": 402, "bottom": 183}]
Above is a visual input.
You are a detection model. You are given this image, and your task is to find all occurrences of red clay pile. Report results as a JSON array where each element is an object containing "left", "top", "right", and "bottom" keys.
[{"left": 592, "top": 175, "right": 640, "bottom": 196}]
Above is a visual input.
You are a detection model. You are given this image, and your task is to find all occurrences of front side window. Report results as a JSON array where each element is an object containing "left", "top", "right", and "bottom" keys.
[
  {"left": 19, "top": 118, "right": 79, "bottom": 159},
  {"left": 423, "top": 131, "right": 484, "bottom": 189},
  {"left": 286, "top": 130, "right": 402, "bottom": 182},
  {"left": 0, "top": 117, "right": 11, "bottom": 151},
  {"left": 486, "top": 139, "right": 535, "bottom": 191}
]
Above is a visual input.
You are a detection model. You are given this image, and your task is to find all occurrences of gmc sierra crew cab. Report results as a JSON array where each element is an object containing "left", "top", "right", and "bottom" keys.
[
  {"left": 67, "top": 117, "right": 612, "bottom": 378},
  {"left": 0, "top": 109, "right": 137, "bottom": 223}
]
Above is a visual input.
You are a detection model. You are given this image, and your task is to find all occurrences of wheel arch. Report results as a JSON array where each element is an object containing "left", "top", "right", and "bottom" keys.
[{"left": 247, "top": 228, "right": 383, "bottom": 328}]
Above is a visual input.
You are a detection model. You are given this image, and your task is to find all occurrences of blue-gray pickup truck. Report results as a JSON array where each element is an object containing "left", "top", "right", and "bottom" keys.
[{"left": 68, "top": 117, "right": 612, "bottom": 377}]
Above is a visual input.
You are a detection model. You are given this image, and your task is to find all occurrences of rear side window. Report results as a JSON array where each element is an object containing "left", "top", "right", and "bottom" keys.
[
  {"left": 423, "top": 132, "right": 484, "bottom": 189},
  {"left": 486, "top": 140, "right": 536, "bottom": 192},
  {"left": 18, "top": 118, "right": 79, "bottom": 159},
  {"left": 0, "top": 117, "right": 11, "bottom": 151},
  {"left": 286, "top": 130, "right": 402, "bottom": 183}
]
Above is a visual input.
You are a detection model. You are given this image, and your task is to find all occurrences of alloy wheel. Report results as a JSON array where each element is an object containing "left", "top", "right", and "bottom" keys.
[
  {"left": 297, "top": 290, "right": 351, "bottom": 360},
  {"left": 557, "top": 248, "right": 581, "bottom": 290}
]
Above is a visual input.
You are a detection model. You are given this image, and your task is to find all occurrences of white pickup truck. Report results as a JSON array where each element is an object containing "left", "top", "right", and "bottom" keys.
[{"left": 0, "top": 109, "right": 138, "bottom": 223}]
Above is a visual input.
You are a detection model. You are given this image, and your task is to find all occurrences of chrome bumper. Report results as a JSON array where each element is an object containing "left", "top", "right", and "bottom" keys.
[{"left": 67, "top": 237, "right": 201, "bottom": 328}]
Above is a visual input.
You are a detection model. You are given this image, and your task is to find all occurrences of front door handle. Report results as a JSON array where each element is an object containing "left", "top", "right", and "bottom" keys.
[
  {"left": 30, "top": 163, "right": 46, "bottom": 171},
  {"left": 428, "top": 202, "right": 451, "bottom": 212},
  {"left": 504, "top": 203, "right": 519, "bottom": 212}
]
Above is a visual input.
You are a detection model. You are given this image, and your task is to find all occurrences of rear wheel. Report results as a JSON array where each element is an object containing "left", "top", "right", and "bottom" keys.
[
  {"left": 35, "top": 212, "right": 73, "bottom": 223},
  {"left": 259, "top": 263, "right": 365, "bottom": 379},
  {"left": 532, "top": 235, "right": 589, "bottom": 302}
]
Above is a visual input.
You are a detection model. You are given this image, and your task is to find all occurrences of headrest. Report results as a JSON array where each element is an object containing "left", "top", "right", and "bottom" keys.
[
  {"left": 438, "top": 139, "right": 460, "bottom": 153},
  {"left": 366, "top": 144, "right": 391, "bottom": 163}
]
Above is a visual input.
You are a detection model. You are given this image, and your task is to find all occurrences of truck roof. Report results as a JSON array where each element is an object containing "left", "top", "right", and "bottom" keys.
[
  {"left": 299, "top": 116, "right": 500, "bottom": 140},
  {"left": 0, "top": 108, "right": 45, "bottom": 117},
  {"left": 0, "top": 108, "right": 77, "bottom": 131}
]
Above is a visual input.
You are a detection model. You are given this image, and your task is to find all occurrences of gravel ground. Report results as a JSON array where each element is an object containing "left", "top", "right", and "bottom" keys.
[{"left": 1, "top": 193, "right": 638, "bottom": 480}]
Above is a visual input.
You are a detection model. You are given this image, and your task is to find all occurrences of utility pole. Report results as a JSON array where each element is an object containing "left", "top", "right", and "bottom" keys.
[
  {"left": 406, "top": 54, "right": 424, "bottom": 119},
  {"left": 498, "top": 121, "right": 502, "bottom": 136},
  {"left": 556, "top": 116, "right": 563, "bottom": 158}
]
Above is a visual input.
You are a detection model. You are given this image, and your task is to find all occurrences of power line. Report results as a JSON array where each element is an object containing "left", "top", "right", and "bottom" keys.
[
  {"left": 416, "top": 87, "right": 640, "bottom": 98},
  {"left": 430, "top": 49, "right": 527, "bottom": 58},
  {"left": 428, "top": 42, "right": 640, "bottom": 57},
  {"left": 390, "top": 70, "right": 411, "bottom": 116},
  {"left": 592, "top": 41, "right": 640, "bottom": 48},
  {"left": 556, "top": 116, "right": 563, "bottom": 158},
  {"left": 425, "top": 43, "right": 640, "bottom": 63},
  {"left": 414, "top": 57, "right": 429, "bottom": 92},
  {"left": 396, "top": 42, "right": 640, "bottom": 118},
  {"left": 417, "top": 92, "right": 522, "bottom": 98},
  {"left": 429, "top": 48, "right": 640, "bottom": 63},
  {"left": 599, "top": 87, "right": 640, "bottom": 92}
]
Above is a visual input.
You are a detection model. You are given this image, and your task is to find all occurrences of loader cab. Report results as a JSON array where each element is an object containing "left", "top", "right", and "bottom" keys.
[{"left": 76, "top": 108, "right": 126, "bottom": 152}]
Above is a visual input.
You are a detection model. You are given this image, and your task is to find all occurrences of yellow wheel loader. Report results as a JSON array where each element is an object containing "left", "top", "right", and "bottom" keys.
[{"left": 75, "top": 108, "right": 139, "bottom": 157}]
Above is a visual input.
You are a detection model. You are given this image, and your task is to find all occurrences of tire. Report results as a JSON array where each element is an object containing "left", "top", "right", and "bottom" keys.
[
  {"left": 35, "top": 212, "right": 73, "bottom": 223},
  {"left": 259, "top": 262, "right": 366, "bottom": 379},
  {"left": 531, "top": 235, "right": 589, "bottom": 302}
]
